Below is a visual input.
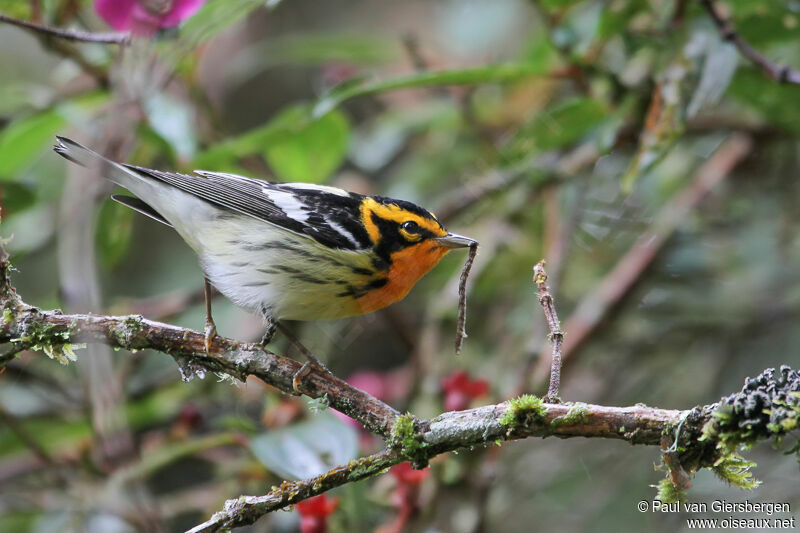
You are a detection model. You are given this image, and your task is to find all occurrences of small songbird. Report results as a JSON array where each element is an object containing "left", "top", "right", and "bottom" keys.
[{"left": 53, "top": 136, "right": 477, "bottom": 363}]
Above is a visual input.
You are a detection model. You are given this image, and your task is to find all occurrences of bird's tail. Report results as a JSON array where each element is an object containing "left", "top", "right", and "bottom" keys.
[{"left": 53, "top": 136, "right": 143, "bottom": 191}]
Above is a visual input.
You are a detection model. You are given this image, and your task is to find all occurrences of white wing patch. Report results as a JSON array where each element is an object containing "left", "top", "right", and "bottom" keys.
[
  {"left": 283, "top": 182, "right": 350, "bottom": 196},
  {"left": 325, "top": 218, "right": 361, "bottom": 248},
  {"left": 262, "top": 187, "right": 309, "bottom": 222}
]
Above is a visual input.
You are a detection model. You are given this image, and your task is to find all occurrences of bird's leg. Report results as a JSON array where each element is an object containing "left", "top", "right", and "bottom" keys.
[
  {"left": 274, "top": 321, "right": 333, "bottom": 395},
  {"left": 260, "top": 316, "right": 277, "bottom": 346},
  {"left": 203, "top": 278, "right": 217, "bottom": 354}
]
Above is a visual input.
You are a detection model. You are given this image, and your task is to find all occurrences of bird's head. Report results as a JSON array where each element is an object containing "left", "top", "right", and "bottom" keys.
[{"left": 359, "top": 196, "right": 476, "bottom": 259}]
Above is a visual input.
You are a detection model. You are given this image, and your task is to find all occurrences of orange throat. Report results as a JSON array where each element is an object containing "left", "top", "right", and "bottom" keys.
[{"left": 356, "top": 241, "right": 449, "bottom": 314}]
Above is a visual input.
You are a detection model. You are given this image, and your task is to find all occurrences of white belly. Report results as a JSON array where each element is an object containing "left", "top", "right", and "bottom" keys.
[{"left": 193, "top": 216, "right": 377, "bottom": 320}]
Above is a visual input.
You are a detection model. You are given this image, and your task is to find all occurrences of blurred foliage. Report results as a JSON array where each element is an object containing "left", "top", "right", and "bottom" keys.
[{"left": 1, "top": 0, "right": 800, "bottom": 532}]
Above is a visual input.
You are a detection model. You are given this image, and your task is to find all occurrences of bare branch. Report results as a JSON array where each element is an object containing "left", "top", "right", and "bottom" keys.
[
  {"left": 532, "top": 261, "right": 564, "bottom": 402},
  {"left": 700, "top": 0, "right": 800, "bottom": 85},
  {"left": 0, "top": 12, "right": 130, "bottom": 44}
]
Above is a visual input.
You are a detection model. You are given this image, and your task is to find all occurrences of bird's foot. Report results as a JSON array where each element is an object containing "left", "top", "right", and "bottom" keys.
[{"left": 292, "top": 359, "right": 333, "bottom": 395}]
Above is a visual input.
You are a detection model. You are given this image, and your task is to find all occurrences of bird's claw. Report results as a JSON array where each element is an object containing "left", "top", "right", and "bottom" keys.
[{"left": 291, "top": 360, "right": 333, "bottom": 396}]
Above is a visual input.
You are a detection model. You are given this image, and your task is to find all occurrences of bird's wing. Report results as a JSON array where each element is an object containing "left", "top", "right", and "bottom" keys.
[{"left": 125, "top": 165, "right": 373, "bottom": 251}]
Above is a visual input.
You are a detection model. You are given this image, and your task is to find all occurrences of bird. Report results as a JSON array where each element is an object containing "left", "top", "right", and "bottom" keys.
[{"left": 53, "top": 136, "right": 477, "bottom": 381}]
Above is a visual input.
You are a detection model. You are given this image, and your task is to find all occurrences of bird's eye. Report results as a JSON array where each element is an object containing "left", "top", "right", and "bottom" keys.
[
  {"left": 400, "top": 221, "right": 419, "bottom": 233},
  {"left": 399, "top": 220, "right": 422, "bottom": 242}
]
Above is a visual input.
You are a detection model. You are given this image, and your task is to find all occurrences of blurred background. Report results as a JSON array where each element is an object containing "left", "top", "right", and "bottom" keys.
[{"left": 1, "top": 0, "right": 799, "bottom": 531}]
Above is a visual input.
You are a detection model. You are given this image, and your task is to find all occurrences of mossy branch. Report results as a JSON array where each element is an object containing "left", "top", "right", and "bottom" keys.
[{"left": 2, "top": 247, "right": 798, "bottom": 532}]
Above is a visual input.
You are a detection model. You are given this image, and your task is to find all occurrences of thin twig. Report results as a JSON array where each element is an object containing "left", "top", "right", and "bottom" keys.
[
  {"left": 455, "top": 242, "right": 479, "bottom": 354},
  {"left": 186, "top": 449, "right": 402, "bottom": 533},
  {"left": 700, "top": 0, "right": 800, "bottom": 85},
  {"left": 517, "top": 178, "right": 587, "bottom": 396},
  {"left": 0, "top": 341, "right": 31, "bottom": 368},
  {"left": 39, "top": 38, "right": 111, "bottom": 87},
  {"left": 533, "top": 261, "right": 564, "bottom": 402},
  {"left": 0, "top": 12, "right": 130, "bottom": 44}
]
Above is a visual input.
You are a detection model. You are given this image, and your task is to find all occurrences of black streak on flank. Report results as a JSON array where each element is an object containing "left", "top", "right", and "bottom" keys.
[
  {"left": 361, "top": 277, "right": 388, "bottom": 291},
  {"left": 290, "top": 273, "right": 327, "bottom": 284},
  {"left": 274, "top": 265, "right": 302, "bottom": 274},
  {"left": 350, "top": 266, "right": 373, "bottom": 276},
  {"left": 337, "top": 277, "right": 388, "bottom": 298},
  {"left": 337, "top": 287, "right": 354, "bottom": 298}
]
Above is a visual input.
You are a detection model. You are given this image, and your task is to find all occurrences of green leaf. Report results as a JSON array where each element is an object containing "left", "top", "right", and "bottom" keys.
[
  {"left": 0, "top": 109, "right": 66, "bottom": 181},
  {"left": 0, "top": 92, "right": 109, "bottom": 181},
  {"left": 728, "top": 69, "right": 800, "bottom": 134},
  {"left": 264, "top": 104, "right": 350, "bottom": 183},
  {"left": 179, "top": 0, "right": 277, "bottom": 44},
  {"left": 521, "top": 31, "right": 560, "bottom": 73},
  {"left": 504, "top": 97, "right": 609, "bottom": 162},
  {"left": 192, "top": 121, "right": 290, "bottom": 170},
  {"left": 249, "top": 413, "right": 358, "bottom": 480},
  {"left": 0, "top": 182, "right": 36, "bottom": 217},
  {"left": 620, "top": 30, "right": 705, "bottom": 191},
  {"left": 96, "top": 199, "right": 135, "bottom": 270},
  {"left": 312, "top": 63, "right": 545, "bottom": 118},
  {"left": 686, "top": 39, "right": 739, "bottom": 118}
]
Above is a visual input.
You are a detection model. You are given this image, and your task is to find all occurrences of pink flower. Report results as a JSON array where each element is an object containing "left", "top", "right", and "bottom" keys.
[
  {"left": 440, "top": 370, "right": 489, "bottom": 412},
  {"left": 333, "top": 369, "right": 411, "bottom": 428},
  {"left": 95, "top": 0, "right": 205, "bottom": 35},
  {"left": 378, "top": 463, "right": 430, "bottom": 533},
  {"left": 296, "top": 495, "right": 338, "bottom": 533},
  {"left": 390, "top": 462, "right": 429, "bottom": 486}
]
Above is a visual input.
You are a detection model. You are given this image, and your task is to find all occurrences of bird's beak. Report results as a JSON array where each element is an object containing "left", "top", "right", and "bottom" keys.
[{"left": 436, "top": 232, "right": 478, "bottom": 249}]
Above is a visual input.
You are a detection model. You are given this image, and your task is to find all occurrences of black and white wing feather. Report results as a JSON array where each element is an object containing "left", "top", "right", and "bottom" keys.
[
  {"left": 128, "top": 165, "right": 373, "bottom": 250},
  {"left": 54, "top": 136, "right": 372, "bottom": 251}
]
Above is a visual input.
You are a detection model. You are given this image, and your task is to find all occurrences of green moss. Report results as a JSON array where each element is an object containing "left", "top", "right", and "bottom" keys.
[
  {"left": 499, "top": 394, "right": 547, "bottom": 427},
  {"left": 17, "top": 320, "right": 82, "bottom": 365},
  {"left": 389, "top": 413, "right": 429, "bottom": 465},
  {"left": 113, "top": 315, "right": 145, "bottom": 347},
  {"left": 712, "top": 452, "right": 761, "bottom": 490},
  {"left": 654, "top": 477, "right": 687, "bottom": 504},
  {"left": 550, "top": 402, "right": 590, "bottom": 428},
  {"left": 2, "top": 308, "right": 13, "bottom": 324},
  {"left": 124, "top": 315, "right": 144, "bottom": 333}
]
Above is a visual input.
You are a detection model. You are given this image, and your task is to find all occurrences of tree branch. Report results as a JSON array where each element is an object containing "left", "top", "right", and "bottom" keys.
[
  {"left": 188, "top": 401, "right": 694, "bottom": 532},
  {"left": 700, "top": 0, "right": 800, "bottom": 85},
  {"left": 2, "top": 232, "right": 796, "bottom": 533},
  {"left": 0, "top": 265, "right": 400, "bottom": 436},
  {"left": 0, "top": 12, "right": 130, "bottom": 44}
]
